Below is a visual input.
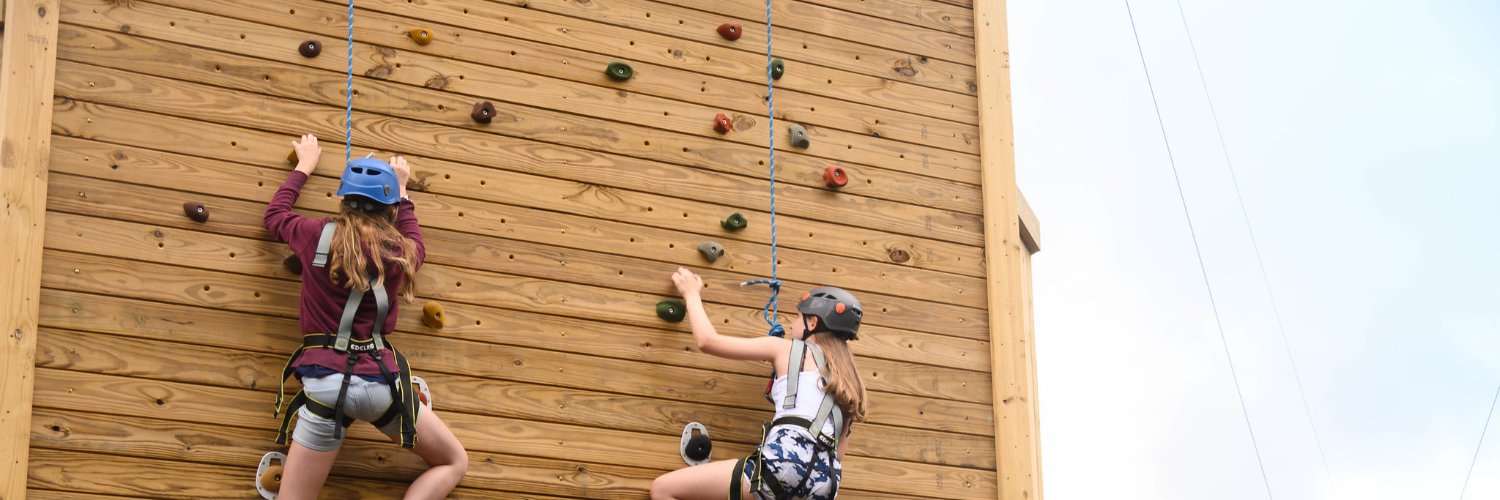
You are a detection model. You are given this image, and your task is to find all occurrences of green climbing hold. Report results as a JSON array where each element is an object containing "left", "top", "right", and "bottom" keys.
[
  {"left": 770, "top": 59, "right": 785, "bottom": 80},
  {"left": 721, "top": 213, "right": 748, "bottom": 231},
  {"left": 657, "top": 299, "right": 687, "bottom": 323},
  {"left": 606, "top": 62, "right": 634, "bottom": 81}
]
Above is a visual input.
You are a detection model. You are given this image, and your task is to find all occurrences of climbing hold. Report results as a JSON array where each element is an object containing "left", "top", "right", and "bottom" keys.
[
  {"left": 713, "top": 113, "right": 733, "bottom": 134},
  {"left": 298, "top": 40, "right": 322, "bottom": 58},
  {"left": 788, "top": 124, "right": 810, "bottom": 149},
  {"left": 770, "top": 58, "right": 785, "bottom": 80},
  {"left": 717, "top": 23, "right": 742, "bottom": 41},
  {"left": 285, "top": 150, "right": 300, "bottom": 167},
  {"left": 656, "top": 299, "right": 686, "bottom": 323},
  {"left": 412, "top": 375, "right": 432, "bottom": 409},
  {"left": 422, "top": 301, "right": 445, "bottom": 329},
  {"left": 283, "top": 255, "right": 303, "bottom": 276},
  {"left": 256, "top": 451, "right": 286, "bottom": 499},
  {"left": 182, "top": 201, "right": 209, "bottom": 223},
  {"left": 823, "top": 166, "right": 848, "bottom": 188},
  {"left": 408, "top": 28, "right": 433, "bottom": 46},
  {"left": 720, "top": 212, "right": 748, "bottom": 231},
  {"left": 470, "top": 101, "right": 496, "bottom": 124},
  {"left": 605, "top": 61, "right": 634, "bottom": 81},
  {"left": 680, "top": 422, "right": 712, "bottom": 465},
  {"left": 698, "top": 241, "right": 725, "bottom": 263}
]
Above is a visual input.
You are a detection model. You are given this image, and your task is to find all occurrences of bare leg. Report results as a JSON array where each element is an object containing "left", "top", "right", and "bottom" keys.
[
  {"left": 400, "top": 406, "right": 469, "bottom": 500},
  {"left": 650, "top": 459, "right": 752, "bottom": 500},
  {"left": 278, "top": 441, "right": 339, "bottom": 500}
]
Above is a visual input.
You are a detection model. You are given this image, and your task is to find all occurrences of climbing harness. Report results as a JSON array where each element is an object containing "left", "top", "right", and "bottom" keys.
[
  {"left": 731, "top": 340, "right": 845, "bottom": 500},
  {"left": 741, "top": 0, "right": 785, "bottom": 338},
  {"left": 272, "top": 223, "right": 420, "bottom": 449}
]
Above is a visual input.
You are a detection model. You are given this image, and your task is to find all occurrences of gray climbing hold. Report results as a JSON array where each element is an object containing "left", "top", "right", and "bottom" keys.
[
  {"left": 698, "top": 241, "right": 725, "bottom": 263},
  {"left": 788, "top": 124, "right": 810, "bottom": 149}
]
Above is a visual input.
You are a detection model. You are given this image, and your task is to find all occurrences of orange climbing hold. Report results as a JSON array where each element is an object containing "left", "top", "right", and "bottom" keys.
[
  {"left": 713, "top": 113, "right": 733, "bottom": 134},
  {"left": 422, "top": 301, "right": 445, "bottom": 329},
  {"left": 408, "top": 28, "right": 433, "bottom": 46},
  {"left": 823, "top": 166, "right": 848, "bottom": 188}
]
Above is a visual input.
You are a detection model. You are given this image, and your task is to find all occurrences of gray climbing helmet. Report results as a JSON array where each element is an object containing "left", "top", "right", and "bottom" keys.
[{"left": 796, "top": 286, "right": 862, "bottom": 340}]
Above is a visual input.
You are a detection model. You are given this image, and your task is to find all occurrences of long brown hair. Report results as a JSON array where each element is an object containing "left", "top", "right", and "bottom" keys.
[
  {"left": 326, "top": 203, "right": 419, "bottom": 301},
  {"left": 808, "top": 331, "right": 868, "bottom": 424}
]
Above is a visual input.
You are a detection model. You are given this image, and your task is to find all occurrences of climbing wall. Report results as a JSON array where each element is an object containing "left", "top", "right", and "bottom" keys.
[{"left": 26, "top": 0, "right": 998, "bottom": 497}]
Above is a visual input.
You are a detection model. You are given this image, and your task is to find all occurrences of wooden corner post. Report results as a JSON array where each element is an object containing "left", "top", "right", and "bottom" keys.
[
  {"left": 1, "top": 0, "right": 60, "bottom": 497},
  {"left": 974, "top": 0, "right": 1043, "bottom": 499}
]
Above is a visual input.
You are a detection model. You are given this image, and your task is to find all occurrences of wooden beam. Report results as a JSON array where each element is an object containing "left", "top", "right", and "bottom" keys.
[
  {"left": 0, "top": 0, "right": 58, "bottom": 497},
  {"left": 1019, "top": 190, "right": 1042, "bottom": 254},
  {"left": 974, "top": 0, "right": 1044, "bottom": 499}
]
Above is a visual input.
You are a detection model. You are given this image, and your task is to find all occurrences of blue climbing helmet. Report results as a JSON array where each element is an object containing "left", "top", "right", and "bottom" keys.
[
  {"left": 335, "top": 157, "right": 401, "bottom": 206},
  {"left": 797, "top": 286, "right": 862, "bottom": 340}
]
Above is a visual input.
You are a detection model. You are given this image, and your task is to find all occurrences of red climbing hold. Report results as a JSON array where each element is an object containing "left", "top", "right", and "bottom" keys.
[
  {"left": 713, "top": 113, "right": 733, "bottom": 134},
  {"left": 823, "top": 166, "right": 848, "bottom": 188},
  {"left": 471, "top": 101, "right": 496, "bottom": 124},
  {"left": 717, "top": 23, "right": 742, "bottom": 41}
]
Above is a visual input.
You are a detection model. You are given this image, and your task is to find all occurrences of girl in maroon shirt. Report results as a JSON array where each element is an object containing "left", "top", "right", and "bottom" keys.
[{"left": 266, "top": 134, "right": 467, "bottom": 499}]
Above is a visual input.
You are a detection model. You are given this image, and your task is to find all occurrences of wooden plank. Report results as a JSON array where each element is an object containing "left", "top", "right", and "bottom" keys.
[
  {"left": 32, "top": 369, "right": 999, "bottom": 499},
  {"left": 33, "top": 326, "right": 996, "bottom": 469},
  {"left": 58, "top": 5, "right": 983, "bottom": 190},
  {"left": 522, "top": 0, "right": 977, "bottom": 86},
  {"left": 973, "top": 0, "right": 1043, "bottom": 498},
  {"left": 49, "top": 24, "right": 985, "bottom": 238},
  {"left": 1019, "top": 189, "right": 1041, "bottom": 253},
  {"left": 36, "top": 248, "right": 997, "bottom": 435},
  {"left": 37, "top": 215, "right": 995, "bottom": 407},
  {"left": 42, "top": 166, "right": 989, "bottom": 344},
  {"left": 48, "top": 70, "right": 992, "bottom": 284},
  {"left": 640, "top": 0, "right": 975, "bottom": 63},
  {"left": 0, "top": 0, "right": 58, "bottom": 497},
  {"left": 794, "top": 0, "right": 975, "bottom": 36},
  {"left": 43, "top": 108, "right": 992, "bottom": 340},
  {"left": 138, "top": 0, "right": 983, "bottom": 158}
]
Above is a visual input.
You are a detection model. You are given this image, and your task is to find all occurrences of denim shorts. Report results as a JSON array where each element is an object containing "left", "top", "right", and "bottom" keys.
[{"left": 291, "top": 374, "right": 402, "bottom": 451}]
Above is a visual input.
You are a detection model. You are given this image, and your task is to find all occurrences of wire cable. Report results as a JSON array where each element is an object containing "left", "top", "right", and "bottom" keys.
[{"left": 1459, "top": 382, "right": 1500, "bottom": 499}]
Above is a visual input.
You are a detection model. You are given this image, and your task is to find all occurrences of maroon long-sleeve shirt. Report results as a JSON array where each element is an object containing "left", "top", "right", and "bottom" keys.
[{"left": 264, "top": 171, "right": 425, "bottom": 377}]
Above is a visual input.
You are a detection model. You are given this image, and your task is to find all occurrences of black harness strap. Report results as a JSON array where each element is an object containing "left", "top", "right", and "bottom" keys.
[{"left": 738, "top": 340, "right": 845, "bottom": 499}]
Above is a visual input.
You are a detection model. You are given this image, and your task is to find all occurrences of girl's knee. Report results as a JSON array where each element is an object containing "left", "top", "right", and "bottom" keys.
[{"left": 649, "top": 476, "right": 674, "bottom": 500}]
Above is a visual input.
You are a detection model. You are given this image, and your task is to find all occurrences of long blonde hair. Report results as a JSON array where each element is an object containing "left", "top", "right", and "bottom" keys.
[
  {"left": 326, "top": 203, "right": 419, "bottom": 301},
  {"left": 808, "top": 332, "right": 868, "bottom": 424}
]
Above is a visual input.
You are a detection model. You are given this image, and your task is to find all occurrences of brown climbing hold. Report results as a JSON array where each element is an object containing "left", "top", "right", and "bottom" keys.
[
  {"left": 717, "top": 23, "right": 741, "bottom": 41},
  {"left": 823, "top": 166, "right": 848, "bottom": 188},
  {"left": 422, "top": 301, "right": 445, "bottom": 329},
  {"left": 182, "top": 201, "right": 209, "bottom": 223},
  {"left": 713, "top": 113, "right": 733, "bottom": 134},
  {"left": 286, "top": 150, "right": 300, "bottom": 166},
  {"left": 408, "top": 28, "right": 433, "bottom": 46},
  {"left": 283, "top": 255, "right": 303, "bottom": 276},
  {"left": 298, "top": 40, "right": 322, "bottom": 58},
  {"left": 471, "top": 101, "right": 496, "bottom": 124},
  {"left": 259, "top": 465, "right": 283, "bottom": 493}
]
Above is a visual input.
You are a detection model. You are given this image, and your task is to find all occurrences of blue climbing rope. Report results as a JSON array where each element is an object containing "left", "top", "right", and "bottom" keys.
[
  {"left": 344, "top": 0, "right": 356, "bottom": 166},
  {"left": 742, "top": 0, "right": 784, "bottom": 338}
]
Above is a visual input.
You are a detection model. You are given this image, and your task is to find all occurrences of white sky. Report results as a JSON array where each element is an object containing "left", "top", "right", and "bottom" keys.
[{"left": 1009, "top": 0, "right": 1500, "bottom": 498}]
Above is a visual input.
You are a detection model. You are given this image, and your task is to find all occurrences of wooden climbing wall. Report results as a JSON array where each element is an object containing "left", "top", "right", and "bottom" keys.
[{"left": 18, "top": 0, "right": 1025, "bottom": 498}]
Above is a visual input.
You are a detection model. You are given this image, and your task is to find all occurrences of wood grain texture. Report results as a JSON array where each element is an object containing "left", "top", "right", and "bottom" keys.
[{"left": 0, "top": 1, "right": 59, "bottom": 497}]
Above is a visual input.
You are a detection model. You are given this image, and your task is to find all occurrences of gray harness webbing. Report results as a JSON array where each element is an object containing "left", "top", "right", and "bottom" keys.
[{"left": 783, "top": 340, "right": 842, "bottom": 447}]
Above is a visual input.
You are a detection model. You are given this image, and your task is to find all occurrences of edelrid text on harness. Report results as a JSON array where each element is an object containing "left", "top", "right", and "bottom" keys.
[
  {"left": 731, "top": 340, "right": 845, "bottom": 499},
  {"left": 273, "top": 223, "right": 420, "bottom": 448}
]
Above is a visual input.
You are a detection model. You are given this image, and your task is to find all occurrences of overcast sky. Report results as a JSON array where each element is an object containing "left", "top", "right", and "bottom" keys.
[{"left": 1009, "top": 0, "right": 1500, "bottom": 498}]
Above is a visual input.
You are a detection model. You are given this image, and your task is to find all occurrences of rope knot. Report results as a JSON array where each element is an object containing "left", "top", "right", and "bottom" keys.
[{"left": 741, "top": 279, "right": 785, "bottom": 337}]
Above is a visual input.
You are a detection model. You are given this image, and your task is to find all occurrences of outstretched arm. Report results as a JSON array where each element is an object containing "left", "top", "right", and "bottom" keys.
[
  {"left": 264, "top": 134, "right": 324, "bottom": 243},
  {"left": 389, "top": 155, "right": 426, "bottom": 266},
  {"left": 672, "top": 268, "right": 785, "bottom": 362}
]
